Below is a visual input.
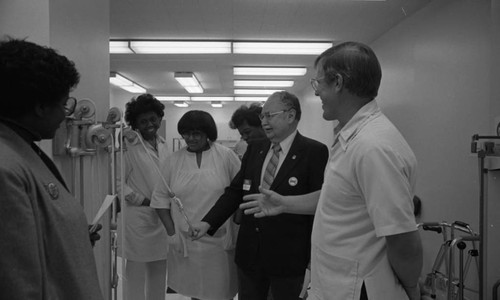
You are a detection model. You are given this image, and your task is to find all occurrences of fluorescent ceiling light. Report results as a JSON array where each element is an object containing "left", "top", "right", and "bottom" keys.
[
  {"left": 234, "top": 80, "right": 294, "bottom": 88},
  {"left": 173, "top": 101, "right": 189, "bottom": 107},
  {"left": 211, "top": 101, "right": 223, "bottom": 108},
  {"left": 174, "top": 72, "right": 204, "bottom": 94},
  {"left": 121, "top": 83, "right": 147, "bottom": 94},
  {"left": 234, "top": 67, "right": 307, "bottom": 76},
  {"left": 109, "top": 41, "right": 134, "bottom": 54},
  {"left": 109, "top": 72, "right": 146, "bottom": 94},
  {"left": 234, "top": 97, "right": 268, "bottom": 102},
  {"left": 233, "top": 42, "right": 332, "bottom": 55},
  {"left": 156, "top": 96, "right": 190, "bottom": 101},
  {"left": 234, "top": 89, "right": 281, "bottom": 95},
  {"left": 191, "top": 96, "right": 234, "bottom": 102},
  {"left": 130, "top": 41, "right": 231, "bottom": 54}
]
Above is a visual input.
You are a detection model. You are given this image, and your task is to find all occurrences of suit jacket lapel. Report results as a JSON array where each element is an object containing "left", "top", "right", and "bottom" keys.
[{"left": 271, "top": 133, "right": 304, "bottom": 189}]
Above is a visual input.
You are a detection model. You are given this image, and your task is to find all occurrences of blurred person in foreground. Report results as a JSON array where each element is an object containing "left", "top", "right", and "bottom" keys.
[
  {"left": 190, "top": 92, "right": 329, "bottom": 300},
  {"left": 241, "top": 42, "right": 423, "bottom": 300},
  {"left": 119, "top": 93, "right": 169, "bottom": 300},
  {"left": 0, "top": 38, "right": 103, "bottom": 299},
  {"left": 151, "top": 110, "right": 241, "bottom": 300}
]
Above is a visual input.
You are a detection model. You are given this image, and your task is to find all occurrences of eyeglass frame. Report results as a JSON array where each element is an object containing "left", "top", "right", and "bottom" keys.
[
  {"left": 258, "top": 108, "right": 292, "bottom": 121},
  {"left": 64, "top": 97, "right": 77, "bottom": 116},
  {"left": 310, "top": 76, "right": 325, "bottom": 92}
]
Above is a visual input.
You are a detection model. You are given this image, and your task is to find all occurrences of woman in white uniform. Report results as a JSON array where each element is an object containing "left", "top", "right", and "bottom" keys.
[
  {"left": 119, "top": 94, "right": 169, "bottom": 300},
  {"left": 151, "top": 110, "right": 241, "bottom": 300}
]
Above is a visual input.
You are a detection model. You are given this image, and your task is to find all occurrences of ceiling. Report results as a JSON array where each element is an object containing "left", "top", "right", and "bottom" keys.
[{"left": 110, "top": 0, "right": 431, "bottom": 103}]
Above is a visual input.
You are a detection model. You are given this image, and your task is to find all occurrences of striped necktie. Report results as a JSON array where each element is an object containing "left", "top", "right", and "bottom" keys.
[{"left": 262, "top": 143, "right": 281, "bottom": 189}]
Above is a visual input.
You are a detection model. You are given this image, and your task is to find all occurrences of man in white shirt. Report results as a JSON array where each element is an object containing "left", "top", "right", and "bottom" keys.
[{"left": 241, "top": 42, "right": 423, "bottom": 300}]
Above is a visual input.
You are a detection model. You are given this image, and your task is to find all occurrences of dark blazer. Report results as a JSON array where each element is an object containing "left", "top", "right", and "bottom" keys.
[{"left": 203, "top": 132, "right": 329, "bottom": 277}]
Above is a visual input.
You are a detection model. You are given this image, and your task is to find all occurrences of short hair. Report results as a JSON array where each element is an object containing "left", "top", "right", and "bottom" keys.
[
  {"left": 314, "top": 41, "right": 381, "bottom": 100},
  {"left": 177, "top": 110, "right": 217, "bottom": 142},
  {"left": 124, "top": 93, "right": 165, "bottom": 129},
  {"left": 229, "top": 103, "right": 262, "bottom": 129},
  {"left": 269, "top": 91, "right": 302, "bottom": 121},
  {"left": 0, "top": 38, "right": 80, "bottom": 117}
]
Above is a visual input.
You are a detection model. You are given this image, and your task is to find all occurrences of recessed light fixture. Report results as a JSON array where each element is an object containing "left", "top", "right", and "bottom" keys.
[
  {"left": 234, "top": 80, "right": 294, "bottom": 88},
  {"left": 234, "top": 89, "right": 281, "bottom": 95},
  {"left": 211, "top": 101, "right": 223, "bottom": 108},
  {"left": 174, "top": 72, "right": 203, "bottom": 94},
  {"left": 156, "top": 96, "right": 190, "bottom": 101},
  {"left": 129, "top": 41, "right": 232, "bottom": 54},
  {"left": 233, "top": 42, "right": 332, "bottom": 55},
  {"left": 109, "top": 41, "right": 134, "bottom": 54},
  {"left": 233, "top": 67, "right": 307, "bottom": 76},
  {"left": 234, "top": 97, "right": 268, "bottom": 102},
  {"left": 191, "top": 96, "right": 234, "bottom": 101},
  {"left": 109, "top": 72, "right": 146, "bottom": 94},
  {"left": 173, "top": 101, "right": 189, "bottom": 107}
]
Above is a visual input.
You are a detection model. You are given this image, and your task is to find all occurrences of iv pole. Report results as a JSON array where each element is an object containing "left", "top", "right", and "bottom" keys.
[{"left": 471, "top": 134, "right": 500, "bottom": 300}]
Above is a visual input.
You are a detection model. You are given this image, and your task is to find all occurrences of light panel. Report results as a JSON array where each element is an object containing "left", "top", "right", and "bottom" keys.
[
  {"left": 233, "top": 67, "right": 307, "bottom": 76},
  {"left": 234, "top": 97, "right": 268, "bottom": 102},
  {"left": 234, "top": 80, "right": 294, "bottom": 88},
  {"left": 211, "top": 101, "right": 223, "bottom": 108},
  {"left": 191, "top": 96, "right": 234, "bottom": 102},
  {"left": 173, "top": 101, "right": 189, "bottom": 107},
  {"left": 109, "top": 72, "right": 146, "bottom": 94},
  {"left": 156, "top": 96, "right": 190, "bottom": 101},
  {"left": 174, "top": 72, "right": 204, "bottom": 94},
  {"left": 130, "top": 41, "right": 231, "bottom": 54},
  {"left": 234, "top": 89, "right": 281, "bottom": 95},
  {"left": 233, "top": 42, "right": 332, "bottom": 55},
  {"left": 109, "top": 41, "right": 133, "bottom": 54}
]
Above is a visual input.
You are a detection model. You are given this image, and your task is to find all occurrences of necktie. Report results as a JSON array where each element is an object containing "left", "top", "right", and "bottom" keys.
[{"left": 262, "top": 143, "right": 281, "bottom": 189}]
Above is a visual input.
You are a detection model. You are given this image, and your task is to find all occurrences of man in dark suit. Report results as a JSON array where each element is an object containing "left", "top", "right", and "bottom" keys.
[{"left": 190, "top": 91, "right": 329, "bottom": 300}]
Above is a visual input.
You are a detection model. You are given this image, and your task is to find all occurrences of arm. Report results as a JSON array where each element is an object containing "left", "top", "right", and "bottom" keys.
[
  {"left": 386, "top": 230, "right": 423, "bottom": 300},
  {"left": 240, "top": 188, "right": 320, "bottom": 217},
  {"left": 156, "top": 208, "right": 175, "bottom": 235},
  {"left": 116, "top": 152, "right": 149, "bottom": 206}
]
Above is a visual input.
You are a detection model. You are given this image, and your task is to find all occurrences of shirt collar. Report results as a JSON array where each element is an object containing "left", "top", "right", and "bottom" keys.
[
  {"left": 334, "top": 100, "right": 381, "bottom": 150},
  {"left": 272, "top": 129, "right": 297, "bottom": 157}
]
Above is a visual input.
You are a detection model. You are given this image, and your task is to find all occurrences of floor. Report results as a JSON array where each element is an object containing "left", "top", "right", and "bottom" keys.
[{"left": 115, "top": 259, "right": 238, "bottom": 300}]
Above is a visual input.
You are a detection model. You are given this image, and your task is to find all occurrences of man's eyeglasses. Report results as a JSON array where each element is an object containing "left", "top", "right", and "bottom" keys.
[
  {"left": 64, "top": 97, "right": 77, "bottom": 116},
  {"left": 181, "top": 131, "right": 204, "bottom": 139},
  {"left": 259, "top": 109, "right": 290, "bottom": 121},
  {"left": 310, "top": 77, "right": 325, "bottom": 92}
]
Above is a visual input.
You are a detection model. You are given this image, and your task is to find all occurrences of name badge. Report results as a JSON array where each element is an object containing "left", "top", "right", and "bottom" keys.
[{"left": 243, "top": 179, "right": 251, "bottom": 191}]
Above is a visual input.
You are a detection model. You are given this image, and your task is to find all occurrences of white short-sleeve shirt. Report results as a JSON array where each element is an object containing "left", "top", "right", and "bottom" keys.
[{"left": 310, "top": 100, "right": 417, "bottom": 300}]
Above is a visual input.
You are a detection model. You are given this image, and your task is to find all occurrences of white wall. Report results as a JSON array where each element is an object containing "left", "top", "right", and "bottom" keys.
[{"left": 371, "top": 0, "right": 497, "bottom": 298}]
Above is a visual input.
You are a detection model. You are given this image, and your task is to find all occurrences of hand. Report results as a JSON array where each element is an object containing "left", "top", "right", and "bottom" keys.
[
  {"left": 403, "top": 284, "right": 421, "bottom": 300},
  {"left": 240, "top": 186, "right": 285, "bottom": 218},
  {"left": 88, "top": 223, "right": 102, "bottom": 247},
  {"left": 189, "top": 222, "right": 211, "bottom": 240},
  {"left": 167, "top": 232, "right": 184, "bottom": 255}
]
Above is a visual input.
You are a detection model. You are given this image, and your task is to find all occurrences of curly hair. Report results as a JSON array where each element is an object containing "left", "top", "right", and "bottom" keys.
[
  {"left": 177, "top": 110, "right": 217, "bottom": 142},
  {"left": 0, "top": 38, "right": 80, "bottom": 117},
  {"left": 124, "top": 93, "right": 165, "bottom": 129},
  {"left": 229, "top": 103, "right": 262, "bottom": 129}
]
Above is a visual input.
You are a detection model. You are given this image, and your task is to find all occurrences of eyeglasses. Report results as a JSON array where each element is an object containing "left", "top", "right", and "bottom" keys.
[
  {"left": 181, "top": 131, "right": 204, "bottom": 139},
  {"left": 310, "top": 76, "right": 325, "bottom": 92},
  {"left": 64, "top": 97, "right": 77, "bottom": 116},
  {"left": 259, "top": 109, "right": 290, "bottom": 121}
]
